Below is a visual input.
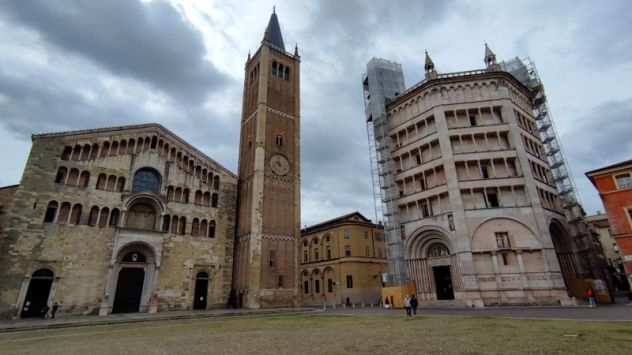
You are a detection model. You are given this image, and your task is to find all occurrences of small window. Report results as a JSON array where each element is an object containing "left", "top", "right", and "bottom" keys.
[
  {"left": 501, "top": 253, "right": 510, "bottom": 265},
  {"left": 284, "top": 66, "right": 289, "bottom": 80},
  {"left": 314, "top": 279, "right": 320, "bottom": 293},
  {"left": 272, "top": 61, "right": 278, "bottom": 77},
  {"left": 303, "top": 250, "right": 308, "bottom": 263},
  {"left": 326, "top": 247, "right": 332, "bottom": 260},
  {"left": 616, "top": 173, "right": 632, "bottom": 189},
  {"left": 208, "top": 220, "right": 216, "bottom": 239},
  {"left": 344, "top": 229, "right": 351, "bottom": 239},
  {"left": 303, "top": 280, "right": 309, "bottom": 294},
  {"left": 495, "top": 232, "right": 511, "bottom": 249},
  {"left": 44, "top": 201, "right": 58, "bottom": 223},
  {"left": 269, "top": 250, "right": 276, "bottom": 268},
  {"left": 276, "top": 135, "right": 283, "bottom": 146},
  {"left": 278, "top": 275, "right": 284, "bottom": 288},
  {"left": 328, "top": 279, "right": 334, "bottom": 293},
  {"left": 365, "top": 246, "right": 370, "bottom": 257},
  {"left": 344, "top": 245, "right": 351, "bottom": 257},
  {"left": 346, "top": 275, "right": 353, "bottom": 288},
  {"left": 469, "top": 115, "right": 477, "bottom": 126},
  {"left": 481, "top": 164, "right": 490, "bottom": 179},
  {"left": 487, "top": 190, "right": 500, "bottom": 208},
  {"left": 211, "top": 193, "right": 218, "bottom": 208}
]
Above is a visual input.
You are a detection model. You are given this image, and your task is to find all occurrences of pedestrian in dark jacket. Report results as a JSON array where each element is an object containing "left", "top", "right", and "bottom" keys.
[
  {"left": 410, "top": 295, "right": 418, "bottom": 315},
  {"left": 51, "top": 302, "right": 60, "bottom": 319},
  {"left": 41, "top": 304, "right": 49, "bottom": 319}
]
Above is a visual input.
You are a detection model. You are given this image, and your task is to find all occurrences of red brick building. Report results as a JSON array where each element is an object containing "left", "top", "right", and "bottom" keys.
[{"left": 586, "top": 160, "right": 632, "bottom": 289}]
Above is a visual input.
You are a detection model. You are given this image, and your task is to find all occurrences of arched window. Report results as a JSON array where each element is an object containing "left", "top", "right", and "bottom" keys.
[
  {"left": 88, "top": 206, "right": 99, "bottom": 226},
  {"left": 144, "top": 137, "right": 151, "bottom": 151},
  {"left": 178, "top": 217, "right": 186, "bottom": 235},
  {"left": 183, "top": 189, "right": 190, "bottom": 203},
  {"left": 278, "top": 64, "right": 284, "bottom": 77},
  {"left": 171, "top": 215, "right": 179, "bottom": 234},
  {"left": 96, "top": 174, "right": 106, "bottom": 190},
  {"left": 100, "top": 142, "right": 110, "bottom": 157},
  {"left": 272, "top": 61, "right": 278, "bottom": 76},
  {"left": 116, "top": 177, "right": 126, "bottom": 192},
  {"left": 136, "top": 137, "right": 144, "bottom": 153},
  {"left": 162, "top": 215, "right": 171, "bottom": 232},
  {"left": 208, "top": 220, "right": 215, "bottom": 239},
  {"left": 191, "top": 218, "right": 200, "bottom": 236},
  {"left": 200, "top": 220, "right": 208, "bottom": 237},
  {"left": 202, "top": 169, "right": 208, "bottom": 183},
  {"left": 61, "top": 146, "right": 72, "bottom": 160},
  {"left": 195, "top": 190, "right": 203, "bottom": 205},
  {"left": 170, "top": 148, "right": 176, "bottom": 160},
  {"left": 81, "top": 144, "right": 91, "bottom": 160},
  {"left": 98, "top": 207, "right": 110, "bottom": 228},
  {"left": 427, "top": 243, "right": 450, "bottom": 258},
  {"left": 69, "top": 204, "right": 82, "bottom": 225},
  {"left": 72, "top": 145, "right": 81, "bottom": 161},
  {"left": 109, "top": 208, "right": 120, "bottom": 227},
  {"left": 110, "top": 141, "right": 119, "bottom": 156},
  {"left": 211, "top": 193, "right": 218, "bottom": 208},
  {"left": 175, "top": 187, "right": 182, "bottom": 202},
  {"left": 107, "top": 175, "right": 117, "bottom": 191},
  {"left": 120, "top": 140, "right": 127, "bottom": 154},
  {"left": 128, "top": 139, "right": 135, "bottom": 154},
  {"left": 44, "top": 201, "right": 58, "bottom": 223},
  {"left": 207, "top": 172, "right": 213, "bottom": 184},
  {"left": 195, "top": 166, "right": 201, "bottom": 178},
  {"left": 67, "top": 168, "right": 79, "bottom": 186},
  {"left": 202, "top": 192, "right": 210, "bottom": 206},
  {"left": 150, "top": 136, "right": 157, "bottom": 149},
  {"left": 79, "top": 171, "right": 90, "bottom": 188},
  {"left": 189, "top": 160, "right": 194, "bottom": 173},
  {"left": 132, "top": 168, "right": 161, "bottom": 193},
  {"left": 167, "top": 186, "right": 174, "bottom": 201},
  {"left": 213, "top": 176, "right": 220, "bottom": 190},
  {"left": 90, "top": 144, "right": 99, "bottom": 160},
  {"left": 284, "top": 67, "right": 290, "bottom": 80},
  {"left": 55, "top": 167, "right": 67, "bottom": 184},
  {"left": 57, "top": 202, "right": 71, "bottom": 224}
]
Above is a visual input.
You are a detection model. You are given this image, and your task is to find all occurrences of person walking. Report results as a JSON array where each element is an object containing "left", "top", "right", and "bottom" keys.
[
  {"left": 51, "top": 302, "right": 60, "bottom": 319},
  {"left": 403, "top": 295, "right": 412, "bottom": 317},
  {"left": 410, "top": 294, "right": 418, "bottom": 315},
  {"left": 586, "top": 287, "right": 596, "bottom": 307},
  {"left": 40, "top": 304, "right": 49, "bottom": 319}
]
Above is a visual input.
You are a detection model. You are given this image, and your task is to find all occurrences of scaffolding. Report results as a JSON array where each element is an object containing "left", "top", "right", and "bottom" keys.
[
  {"left": 363, "top": 58, "right": 408, "bottom": 286},
  {"left": 503, "top": 58, "right": 582, "bottom": 217}
]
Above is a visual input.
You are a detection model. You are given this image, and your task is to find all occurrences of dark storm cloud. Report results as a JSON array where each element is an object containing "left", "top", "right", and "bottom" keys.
[
  {"left": 563, "top": 98, "right": 632, "bottom": 212},
  {"left": 0, "top": 0, "right": 230, "bottom": 103}
]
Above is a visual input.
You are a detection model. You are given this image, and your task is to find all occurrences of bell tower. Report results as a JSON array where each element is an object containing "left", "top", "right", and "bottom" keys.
[{"left": 233, "top": 9, "right": 300, "bottom": 308}]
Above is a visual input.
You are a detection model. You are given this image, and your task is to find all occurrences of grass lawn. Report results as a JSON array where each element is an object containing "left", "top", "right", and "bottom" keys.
[{"left": 0, "top": 313, "right": 631, "bottom": 355}]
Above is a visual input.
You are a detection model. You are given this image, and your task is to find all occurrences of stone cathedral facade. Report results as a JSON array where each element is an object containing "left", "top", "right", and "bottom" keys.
[{"left": 0, "top": 12, "right": 299, "bottom": 319}]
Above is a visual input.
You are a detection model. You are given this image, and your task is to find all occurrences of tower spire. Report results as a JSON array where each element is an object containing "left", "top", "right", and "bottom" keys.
[
  {"left": 484, "top": 43, "right": 498, "bottom": 70},
  {"left": 262, "top": 9, "right": 285, "bottom": 51},
  {"left": 424, "top": 50, "right": 437, "bottom": 79}
]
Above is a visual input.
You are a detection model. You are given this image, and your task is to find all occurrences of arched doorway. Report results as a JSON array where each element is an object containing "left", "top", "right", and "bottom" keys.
[
  {"left": 193, "top": 272, "right": 209, "bottom": 310},
  {"left": 113, "top": 251, "right": 147, "bottom": 313},
  {"left": 21, "top": 269, "right": 54, "bottom": 318},
  {"left": 405, "top": 228, "right": 459, "bottom": 301},
  {"left": 427, "top": 243, "right": 454, "bottom": 300}
]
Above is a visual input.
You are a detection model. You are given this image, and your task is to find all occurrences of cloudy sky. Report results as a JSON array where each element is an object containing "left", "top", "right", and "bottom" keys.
[{"left": 0, "top": 0, "right": 631, "bottom": 226}]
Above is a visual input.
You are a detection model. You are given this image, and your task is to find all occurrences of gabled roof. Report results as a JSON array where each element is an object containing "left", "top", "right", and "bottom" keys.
[
  {"left": 31, "top": 123, "right": 237, "bottom": 178},
  {"left": 262, "top": 10, "right": 285, "bottom": 51},
  {"left": 585, "top": 159, "right": 632, "bottom": 178},
  {"left": 301, "top": 211, "right": 381, "bottom": 235}
]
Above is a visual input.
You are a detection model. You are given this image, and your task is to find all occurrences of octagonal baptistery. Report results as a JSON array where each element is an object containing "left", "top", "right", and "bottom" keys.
[
  {"left": 0, "top": 123, "right": 237, "bottom": 319},
  {"left": 386, "top": 61, "right": 573, "bottom": 307}
]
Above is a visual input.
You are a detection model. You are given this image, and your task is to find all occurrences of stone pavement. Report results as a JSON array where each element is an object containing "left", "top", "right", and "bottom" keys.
[
  {"left": 0, "top": 307, "right": 317, "bottom": 333},
  {"left": 326, "top": 303, "right": 632, "bottom": 321}
]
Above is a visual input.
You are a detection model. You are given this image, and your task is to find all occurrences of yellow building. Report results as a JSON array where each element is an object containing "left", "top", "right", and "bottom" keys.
[{"left": 300, "top": 212, "right": 387, "bottom": 306}]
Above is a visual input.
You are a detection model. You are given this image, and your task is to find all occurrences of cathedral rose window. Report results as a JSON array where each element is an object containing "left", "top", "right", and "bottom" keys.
[{"left": 132, "top": 167, "right": 162, "bottom": 193}]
